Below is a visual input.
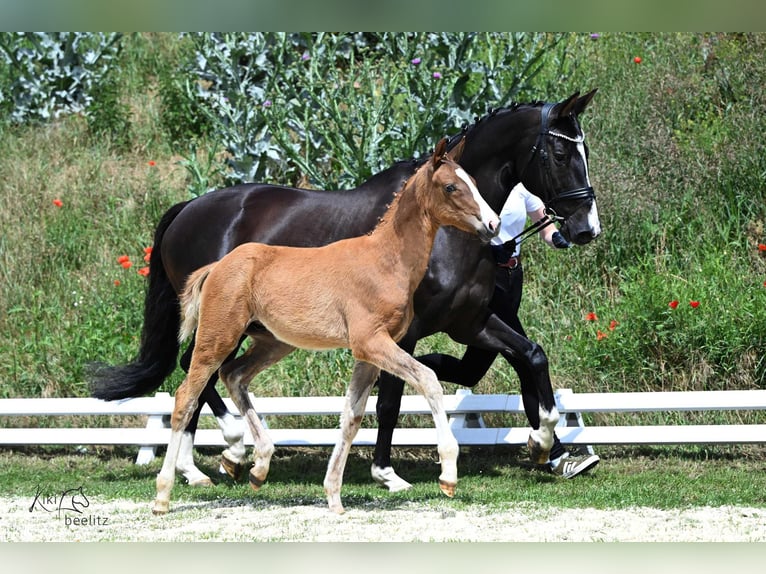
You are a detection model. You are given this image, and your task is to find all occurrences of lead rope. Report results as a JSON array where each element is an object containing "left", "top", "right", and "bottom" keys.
[{"left": 500, "top": 210, "right": 562, "bottom": 254}]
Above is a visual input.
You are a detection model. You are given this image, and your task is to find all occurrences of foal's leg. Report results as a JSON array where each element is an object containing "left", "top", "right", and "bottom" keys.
[
  {"left": 154, "top": 324, "right": 244, "bottom": 514},
  {"left": 153, "top": 360, "right": 222, "bottom": 515},
  {"left": 324, "top": 361, "right": 380, "bottom": 514},
  {"left": 178, "top": 338, "right": 248, "bottom": 482},
  {"left": 219, "top": 335, "right": 295, "bottom": 491},
  {"left": 359, "top": 336, "right": 459, "bottom": 497}
]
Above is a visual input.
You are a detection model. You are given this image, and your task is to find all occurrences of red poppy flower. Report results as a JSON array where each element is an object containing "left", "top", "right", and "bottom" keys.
[
  {"left": 113, "top": 279, "right": 121, "bottom": 287},
  {"left": 608, "top": 320, "right": 619, "bottom": 331},
  {"left": 143, "top": 246, "right": 153, "bottom": 262},
  {"left": 117, "top": 255, "right": 130, "bottom": 264},
  {"left": 690, "top": 300, "right": 700, "bottom": 308},
  {"left": 633, "top": 56, "right": 642, "bottom": 64},
  {"left": 121, "top": 260, "right": 132, "bottom": 269},
  {"left": 758, "top": 244, "right": 766, "bottom": 252},
  {"left": 668, "top": 300, "right": 679, "bottom": 309},
  {"left": 596, "top": 330, "right": 608, "bottom": 340},
  {"left": 148, "top": 161, "right": 156, "bottom": 167},
  {"left": 137, "top": 267, "right": 150, "bottom": 277},
  {"left": 585, "top": 312, "right": 598, "bottom": 321},
  {"left": 52, "top": 198, "right": 63, "bottom": 207}
]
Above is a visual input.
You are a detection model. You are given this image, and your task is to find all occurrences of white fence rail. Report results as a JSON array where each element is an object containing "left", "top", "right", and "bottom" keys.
[{"left": 1, "top": 389, "right": 765, "bottom": 464}]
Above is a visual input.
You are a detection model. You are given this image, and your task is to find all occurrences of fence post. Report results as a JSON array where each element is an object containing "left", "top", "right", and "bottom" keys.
[
  {"left": 448, "top": 388, "right": 486, "bottom": 430},
  {"left": 135, "top": 392, "right": 171, "bottom": 465},
  {"left": 555, "top": 388, "right": 595, "bottom": 455}
]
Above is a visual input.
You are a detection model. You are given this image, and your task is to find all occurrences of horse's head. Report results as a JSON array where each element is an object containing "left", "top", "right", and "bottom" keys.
[
  {"left": 516, "top": 89, "right": 601, "bottom": 245},
  {"left": 426, "top": 137, "right": 500, "bottom": 243}
]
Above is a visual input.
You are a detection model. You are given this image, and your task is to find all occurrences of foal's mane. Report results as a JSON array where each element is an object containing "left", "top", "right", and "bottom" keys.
[{"left": 366, "top": 152, "right": 437, "bottom": 236}]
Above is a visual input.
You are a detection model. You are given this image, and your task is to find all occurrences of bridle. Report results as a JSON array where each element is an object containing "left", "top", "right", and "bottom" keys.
[
  {"left": 508, "top": 103, "right": 596, "bottom": 251},
  {"left": 522, "top": 102, "right": 596, "bottom": 213}
]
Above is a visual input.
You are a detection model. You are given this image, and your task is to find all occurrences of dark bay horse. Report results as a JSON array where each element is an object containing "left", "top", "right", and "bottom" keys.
[
  {"left": 153, "top": 138, "right": 499, "bottom": 514},
  {"left": 90, "top": 90, "right": 600, "bottom": 488}
]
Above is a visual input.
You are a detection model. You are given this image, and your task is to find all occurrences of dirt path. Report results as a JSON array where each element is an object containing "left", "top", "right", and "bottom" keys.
[{"left": 3, "top": 496, "right": 765, "bottom": 542}]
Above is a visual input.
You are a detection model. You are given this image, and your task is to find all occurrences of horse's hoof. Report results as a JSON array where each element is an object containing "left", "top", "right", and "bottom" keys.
[
  {"left": 248, "top": 469, "right": 266, "bottom": 491},
  {"left": 152, "top": 500, "right": 169, "bottom": 515},
  {"left": 187, "top": 476, "right": 214, "bottom": 487},
  {"left": 527, "top": 435, "right": 551, "bottom": 465},
  {"left": 220, "top": 452, "right": 244, "bottom": 480},
  {"left": 370, "top": 464, "right": 413, "bottom": 492},
  {"left": 438, "top": 479, "right": 456, "bottom": 498}
]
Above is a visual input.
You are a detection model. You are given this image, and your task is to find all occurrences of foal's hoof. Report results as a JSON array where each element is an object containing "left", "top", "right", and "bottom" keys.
[
  {"left": 527, "top": 435, "right": 551, "bottom": 465},
  {"left": 187, "top": 475, "right": 214, "bottom": 487},
  {"left": 152, "top": 500, "right": 169, "bottom": 515},
  {"left": 248, "top": 468, "right": 266, "bottom": 491},
  {"left": 438, "top": 479, "right": 457, "bottom": 498},
  {"left": 220, "top": 452, "right": 244, "bottom": 480}
]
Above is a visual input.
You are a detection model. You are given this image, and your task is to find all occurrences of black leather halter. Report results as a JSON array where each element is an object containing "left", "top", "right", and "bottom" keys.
[{"left": 523, "top": 102, "right": 596, "bottom": 212}]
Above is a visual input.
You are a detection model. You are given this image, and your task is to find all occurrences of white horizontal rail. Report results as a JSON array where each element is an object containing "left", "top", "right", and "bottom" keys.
[{"left": 1, "top": 389, "right": 765, "bottom": 451}]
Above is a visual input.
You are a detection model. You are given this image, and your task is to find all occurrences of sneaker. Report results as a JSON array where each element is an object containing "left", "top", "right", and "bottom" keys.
[{"left": 549, "top": 452, "right": 600, "bottom": 479}]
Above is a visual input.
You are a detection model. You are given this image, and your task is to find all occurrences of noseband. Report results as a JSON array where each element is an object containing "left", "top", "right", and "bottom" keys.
[{"left": 523, "top": 102, "right": 596, "bottom": 213}]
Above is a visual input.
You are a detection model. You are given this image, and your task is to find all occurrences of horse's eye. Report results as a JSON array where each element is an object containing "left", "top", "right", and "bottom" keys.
[{"left": 445, "top": 183, "right": 457, "bottom": 194}]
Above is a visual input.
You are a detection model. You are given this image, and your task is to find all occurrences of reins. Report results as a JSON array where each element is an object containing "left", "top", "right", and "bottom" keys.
[{"left": 500, "top": 210, "right": 561, "bottom": 255}]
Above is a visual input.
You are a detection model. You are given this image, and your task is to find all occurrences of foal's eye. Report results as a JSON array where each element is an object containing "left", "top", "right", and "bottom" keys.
[{"left": 445, "top": 183, "right": 457, "bottom": 194}]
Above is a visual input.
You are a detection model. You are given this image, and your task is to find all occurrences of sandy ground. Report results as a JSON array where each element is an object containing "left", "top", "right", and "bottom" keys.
[{"left": 3, "top": 495, "right": 766, "bottom": 542}]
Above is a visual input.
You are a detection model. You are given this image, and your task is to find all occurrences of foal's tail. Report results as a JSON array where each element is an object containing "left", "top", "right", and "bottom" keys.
[
  {"left": 178, "top": 264, "right": 215, "bottom": 344},
  {"left": 88, "top": 200, "right": 191, "bottom": 400}
]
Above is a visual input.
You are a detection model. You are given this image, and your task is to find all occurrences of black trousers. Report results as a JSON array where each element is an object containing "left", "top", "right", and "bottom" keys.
[{"left": 418, "top": 264, "right": 567, "bottom": 462}]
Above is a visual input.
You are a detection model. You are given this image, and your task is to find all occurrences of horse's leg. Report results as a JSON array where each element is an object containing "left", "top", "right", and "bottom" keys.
[
  {"left": 219, "top": 334, "right": 295, "bottom": 491},
  {"left": 324, "top": 361, "right": 380, "bottom": 514},
  {"left": 471, "top": 313, "right": 559, "bottom": 463},
  {"left": 359, "top": 335, "right": 459, "bottom": 498},
  {"left": 417, "top": 345, "right": 498, "bottom": 388}
]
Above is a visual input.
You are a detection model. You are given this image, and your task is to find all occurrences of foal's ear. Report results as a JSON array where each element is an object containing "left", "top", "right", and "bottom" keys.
[
  {"left": 431, "top": 137, "right": 449, "bottom": 169},
  {"left": 447, "top": 136, "right": 466, "bottom": 163}
]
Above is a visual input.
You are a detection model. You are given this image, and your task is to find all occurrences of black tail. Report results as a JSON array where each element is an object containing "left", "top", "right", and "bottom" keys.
[{"left": 89, "top": 200, "right": 191, "bottom": 400}]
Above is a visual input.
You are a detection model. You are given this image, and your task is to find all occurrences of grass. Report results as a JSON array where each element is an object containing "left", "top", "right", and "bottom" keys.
[{"left": 3, "top": 444, "right": 765, "bottom": 510}]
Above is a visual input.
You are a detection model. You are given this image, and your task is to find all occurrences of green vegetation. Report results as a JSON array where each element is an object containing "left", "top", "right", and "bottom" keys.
[
  {"left": 0, "top": 33, "right": 764, "bottom": 434},
  {"left": 3, "top": 445, "right": 765, "bottom": 509}
]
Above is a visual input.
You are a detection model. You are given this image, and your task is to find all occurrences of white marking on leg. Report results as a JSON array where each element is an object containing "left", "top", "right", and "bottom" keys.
[
  {"left": 176, "top": 432, "right": 212, "bottom": 486},
  {"left": 217, "top": 413, "right": 247, "bottom": 463},
  {"left": 153, "top": 429, "right": 184, "bottom": 514},
  {"left": 530, "top": 405, "right": 560, "bottom": 452}
]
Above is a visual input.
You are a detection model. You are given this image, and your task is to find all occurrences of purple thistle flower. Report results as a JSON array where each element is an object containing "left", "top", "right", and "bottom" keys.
[
  {"left": 432, "top": 72, "right": 442, "bottom": 79},
  {"left": 302, "top": 51, "right": 310, "bottom": 61},
  {"left": 262, "top": 100, "right": 272, "bottom": 108},
  {"left": 590, "top": 33, "right": 601, "bottom": 40},
  {"left": 411, "top": 57, "right": 421, "bottom": 65}
]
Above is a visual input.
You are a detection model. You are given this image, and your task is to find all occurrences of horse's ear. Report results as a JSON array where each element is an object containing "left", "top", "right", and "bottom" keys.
[
  {"left": 447, "top": 136, "right": 466, "bottom": 163},
  {"left": 573, "top": 88, "right": 598, "bottom": 116},
  {"left": 553, "top": 91, "right": 580, "bottom": 118},
  {"left": 431, "top": 137, "right": 449, "bottom": 169}
]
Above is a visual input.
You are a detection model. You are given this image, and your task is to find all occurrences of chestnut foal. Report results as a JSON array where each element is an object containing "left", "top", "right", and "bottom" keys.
[{"left": 151, "top": 137, "right": 499, "bottom": 515}]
